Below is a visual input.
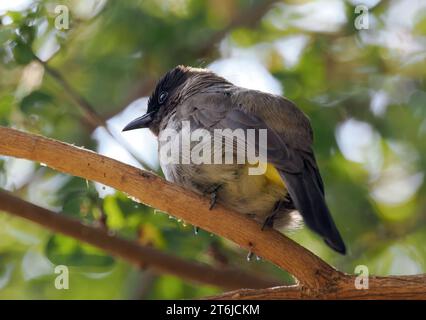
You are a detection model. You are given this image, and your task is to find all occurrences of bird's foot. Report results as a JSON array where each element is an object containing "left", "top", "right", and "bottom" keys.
[
  {"left": 209, "top": 193, "right": 217, "bottom": 210},
  {"left": 261, "top": 215, "right": 275, "bottom": 230},
  {"left": 261, "top": 200, "right": 284, "bottom": 230},
  {"left": 208, "top": 185, "right": 222, "bottom": 210}
]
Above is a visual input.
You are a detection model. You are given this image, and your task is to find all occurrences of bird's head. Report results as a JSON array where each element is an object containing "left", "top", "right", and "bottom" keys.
[{"left": 122, "top": 65, "right": 217, "bottom": 135}]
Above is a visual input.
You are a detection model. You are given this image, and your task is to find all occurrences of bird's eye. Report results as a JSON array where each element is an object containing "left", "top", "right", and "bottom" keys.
[{"left": 158, "top": 91, "right": 168, "bottom": 104}]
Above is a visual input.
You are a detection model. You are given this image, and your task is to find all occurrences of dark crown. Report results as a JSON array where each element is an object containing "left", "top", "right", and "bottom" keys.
[{"left": 147, "top": 65, "right": 191, "bottom": 110}]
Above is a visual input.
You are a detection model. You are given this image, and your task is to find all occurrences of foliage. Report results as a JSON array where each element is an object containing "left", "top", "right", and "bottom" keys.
[{"left": 0, "top": 0, "right": 425, "bottom": 299}]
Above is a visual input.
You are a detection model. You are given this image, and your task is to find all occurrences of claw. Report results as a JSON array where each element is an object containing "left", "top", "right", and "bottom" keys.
[
  {"left": 208, "top": 185, "right": 221, "bottom": 210},
  {"left": 209, "top": 192, "right": 217, "bottom": 210},
  {"left": 261, "top": 200, "right": 285, "bottom": 231},
  {"left": 261, "top": 216, "right": 274, "bottom": 230}
]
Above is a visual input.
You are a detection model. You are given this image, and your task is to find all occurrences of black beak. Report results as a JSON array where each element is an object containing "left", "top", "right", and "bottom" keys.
[{"left": 122, "top": 112, "right": 154, "bottom": 132}]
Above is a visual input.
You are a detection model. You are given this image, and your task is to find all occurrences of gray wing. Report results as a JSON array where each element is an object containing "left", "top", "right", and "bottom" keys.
[{"left": 177, "top": 88, "right": 346, "bottom": 254}]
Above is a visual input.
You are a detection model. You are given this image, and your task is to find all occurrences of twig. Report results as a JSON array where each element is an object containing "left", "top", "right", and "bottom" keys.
[
  {"left": 33, "top": 0, "right": 280, "bottom": 150},
  {"left": 34, "top": 57, "right": 152, "bottom": 170},
  {"left": 1, "top": 126, "right": 425, "bottom": 299},
  {"left": 37, "top": 58, "right": 105, "bottom": 129},
  {"left": 195, "top": 0, "right": 280, "bottom": 57},
  {"left": 102, "top": 0, "right": 281, "bottom": 121},
  {"left": 0, "top": 189, "right": 280, "bottom": 290},
  {"left": 0, "top": 126, "right": 336, "bottom": 289}
]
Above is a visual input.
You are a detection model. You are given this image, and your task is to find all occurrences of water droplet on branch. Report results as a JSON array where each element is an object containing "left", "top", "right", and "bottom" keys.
[{"left": 246, "top": 251, "right": 253, "bottom": 262}]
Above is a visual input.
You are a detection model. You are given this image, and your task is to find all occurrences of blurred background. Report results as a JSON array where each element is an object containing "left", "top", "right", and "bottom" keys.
[{"left": 0, "top": 0, "right": 425, "bottom": 299}]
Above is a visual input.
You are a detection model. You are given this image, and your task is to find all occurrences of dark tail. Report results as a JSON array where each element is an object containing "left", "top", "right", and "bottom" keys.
[{"left": 279, "top": 161, "right": 346, "bottom": 254}]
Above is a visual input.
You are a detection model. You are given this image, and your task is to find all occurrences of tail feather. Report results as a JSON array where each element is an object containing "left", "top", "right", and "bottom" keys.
[{"left": 279, "top": 161, "right": 346, "bottom": 254}]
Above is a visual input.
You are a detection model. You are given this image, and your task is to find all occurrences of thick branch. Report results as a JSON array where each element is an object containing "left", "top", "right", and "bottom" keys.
[
  {"left": 0, "top": 189, "right": 279, "bottom": 290},
  {"left": 209, "top": 275, "right": 426, "bottom": 300},
  {"left": 1, "top": 127, "right": 425, "bottom": 299},
  {"left": 0, "top": 126, "right": 336, "bottom": 289},
  {"left": 35, "top": 57, "right": 152, "bottom": 170}
]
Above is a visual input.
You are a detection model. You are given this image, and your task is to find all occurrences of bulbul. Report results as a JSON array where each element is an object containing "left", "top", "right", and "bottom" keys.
[{"left": 123, "top": 65, "right": 346, "bottom": 254}]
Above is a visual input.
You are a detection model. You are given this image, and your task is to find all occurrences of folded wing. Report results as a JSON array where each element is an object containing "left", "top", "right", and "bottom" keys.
[{"left": 179, "top": 88, "right": 346, "bottom": 254}]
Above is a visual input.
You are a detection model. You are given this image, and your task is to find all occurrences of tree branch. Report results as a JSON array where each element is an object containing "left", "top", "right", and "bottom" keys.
[
  {"left": 1, "top": 126, "right": 425, "bottom": 299},
  {"left": 195, "top": 0, "right": 280, "bottom": 57},
  {"left": 34, "top": 56, "right": 153, "bottom": 170},
  {"left": 0, "top": 127, "right": 335, "bottom": 288},
  {"left": 208, "top": 275, "right": 426, "bottom": 299},
  {"left": 0, "top": 190, "right": 279, "bottom": 290},
  {"left": 102, "top": 0, "right": 281, "bottom": 121}
]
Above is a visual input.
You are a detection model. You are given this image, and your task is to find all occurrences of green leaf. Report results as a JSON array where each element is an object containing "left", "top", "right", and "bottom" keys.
[
  {"left": 5, "top": 11, "right": 23, "bottom": 24},
  {"left": 11, "top": 39, "right": 34, "bottom": 65},
  {"left": 20, "top": 90, "right": 53, "bottom": 113},
  {"left": 45, "top": 234, "right": 115, "bottom": 267},
  {"left": 0, "top": 27, "right": 15, "bottom": 45},
  {"left": 18, "top": 25, "right": 36, "bottom": 45},
  {"left": 62, "top": 192, "right": 93, "bottom": 218},
  {"left": 103, "top": 195, "right": 126, "bottom": 229},
  {"left": 0, "top": 94, "right": 14, "bottom": 125}
]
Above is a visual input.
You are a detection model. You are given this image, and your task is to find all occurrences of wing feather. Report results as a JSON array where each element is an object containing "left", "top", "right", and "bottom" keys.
[{"left": 177, "top": 89, "right": 346, "bottom": 253}]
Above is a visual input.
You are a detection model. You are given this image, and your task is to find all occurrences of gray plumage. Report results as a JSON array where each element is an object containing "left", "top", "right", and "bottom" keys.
[{"left": 123, "top": 65, "right": 346, "bottom": 254}]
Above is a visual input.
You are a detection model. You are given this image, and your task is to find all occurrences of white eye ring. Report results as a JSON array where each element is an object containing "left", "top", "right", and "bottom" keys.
[{"left": 158, "top": 91, "right": 168, "bottom": 104}]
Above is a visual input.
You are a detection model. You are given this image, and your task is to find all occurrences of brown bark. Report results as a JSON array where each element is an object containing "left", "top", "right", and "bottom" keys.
[
  {"left": 0, "top": 126, "right": 425, "bottom": 299},
  {"left": 209, "top": 275, "right": 426, "bottom": 300},
  {"left": 0, "top": 127, "right": 335, "bottom": 288},
  {"left": 0, "top": 190, "right": 279, "bottom": 290}
]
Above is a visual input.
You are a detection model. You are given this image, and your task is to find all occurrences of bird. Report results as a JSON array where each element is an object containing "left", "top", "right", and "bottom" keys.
[{"left": 123, "top": 65, "right": 346, "bottom": 254}]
